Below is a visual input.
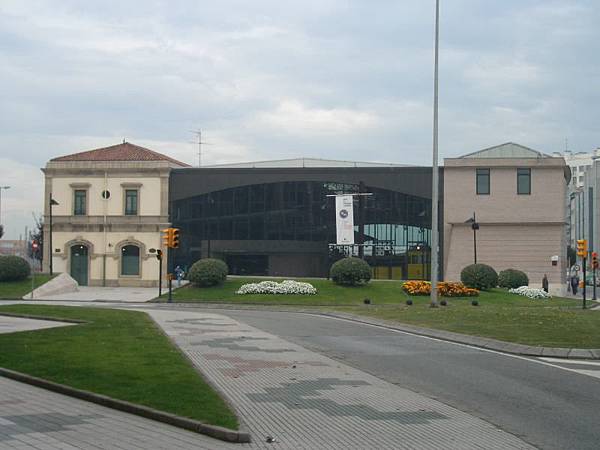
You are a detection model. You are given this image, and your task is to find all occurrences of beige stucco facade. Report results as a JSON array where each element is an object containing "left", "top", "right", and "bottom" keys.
[
  {"left": 443, "top": 154, "right": 569, "bottom": 295},
  {"left": 42, "top": 154, "right": 186, "bottom": 287}
]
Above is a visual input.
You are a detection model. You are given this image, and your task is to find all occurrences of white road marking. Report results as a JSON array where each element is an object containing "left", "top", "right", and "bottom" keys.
[
  {"left": 307, "top": 313, "right": 600, "bottom": 382},
  {"left": 540, "top": 357, "right": 600, "bottom": 367}
]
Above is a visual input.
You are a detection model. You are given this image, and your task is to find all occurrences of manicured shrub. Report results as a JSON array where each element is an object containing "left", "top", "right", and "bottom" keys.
[
  {"left": 330, "top": 257, "right": 371, "bottom": 286},
  {"left": 460, "top": 264, "right": 498, "bottom": 290},
  {"left": 188, "top": 258, "right": 228, "bottom": 287},
  {"left": 498, "top": 269, "right": 529, "bottom": 289},
  {"left": 0, "top": 255, "right": 31, "bottom": 281}
]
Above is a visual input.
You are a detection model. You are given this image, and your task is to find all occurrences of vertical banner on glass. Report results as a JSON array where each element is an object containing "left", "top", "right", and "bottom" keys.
[{"left": 335, "top": 195, "right": 354, "bottom": 245}]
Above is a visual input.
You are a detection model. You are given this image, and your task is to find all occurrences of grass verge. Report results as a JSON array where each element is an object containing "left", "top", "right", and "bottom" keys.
[
  {"left": 0, "top": 304, "right": 238, "bottom": 429},
  {"left": 156, "top": 277, "right": 407, "bottom": 305},
  {"left": 329, "top": 289, "right": 600, "bottom": 348},
  {"left": 0, "top": 274, "right": 54, "bottom": 299},
  {"left": 157, "top": 277, "right": 600, "bottom": 348}
]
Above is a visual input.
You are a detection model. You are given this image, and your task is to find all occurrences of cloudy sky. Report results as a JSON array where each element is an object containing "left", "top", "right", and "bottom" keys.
[{"left": 1, "top": 0, "right": 599, "bottom": 239}]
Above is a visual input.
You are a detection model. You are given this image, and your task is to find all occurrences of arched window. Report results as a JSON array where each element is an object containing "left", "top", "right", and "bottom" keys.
[{"left": 121, "top": 245, "right": 140, "bottom": 276}]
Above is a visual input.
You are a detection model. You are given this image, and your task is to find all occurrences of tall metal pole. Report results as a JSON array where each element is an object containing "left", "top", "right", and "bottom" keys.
[{"left": 430, "top": 0, "right": 440, "bottom": 307}]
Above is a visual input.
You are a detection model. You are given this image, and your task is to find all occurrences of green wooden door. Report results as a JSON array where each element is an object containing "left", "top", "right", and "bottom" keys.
[{"left": 70, "top": 245, "right": 88, "bottom": 286}]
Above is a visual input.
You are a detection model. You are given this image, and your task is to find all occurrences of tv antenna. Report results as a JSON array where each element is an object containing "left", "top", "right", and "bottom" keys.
[{"left": 189, "top": 129, "right": 213, "bottom": 167}]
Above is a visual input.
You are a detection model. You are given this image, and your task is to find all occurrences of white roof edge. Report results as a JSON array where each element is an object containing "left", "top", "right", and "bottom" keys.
[
  {"left": 202, "top": 157, "right": 414, "bottom": 168},
  {"left": 457, "top": 142, "right": 553, "bottom": 159}
]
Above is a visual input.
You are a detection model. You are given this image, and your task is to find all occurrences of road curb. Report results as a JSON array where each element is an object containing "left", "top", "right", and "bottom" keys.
[
  {"left": 0, "top": 367, "right": 251, "bottom": 443},
  {"left": 316, "top": 312, "right": 600, "bottom": 360}
]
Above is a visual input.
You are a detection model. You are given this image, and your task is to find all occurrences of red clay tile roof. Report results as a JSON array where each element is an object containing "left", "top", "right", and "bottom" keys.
[{"left": 51, "top": 142, "right": 190, "bottom": 167}]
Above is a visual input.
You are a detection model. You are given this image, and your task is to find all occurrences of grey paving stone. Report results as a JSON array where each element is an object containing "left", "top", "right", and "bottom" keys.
[{"left": 147, "top": 309, "right": 536, "bottom": 449}]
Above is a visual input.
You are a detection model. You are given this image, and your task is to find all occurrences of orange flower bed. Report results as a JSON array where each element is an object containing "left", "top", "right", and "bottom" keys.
[{"left": 402, "top": 280, "right": 479, "bottom": 297}]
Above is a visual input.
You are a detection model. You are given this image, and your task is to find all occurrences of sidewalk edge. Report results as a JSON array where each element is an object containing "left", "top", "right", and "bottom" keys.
[
  {"left": 315, "top": 312, "right": 600, "bottom": 360},
  {"left": 0, "top": 367, "right": 251, "bottom": 443}
]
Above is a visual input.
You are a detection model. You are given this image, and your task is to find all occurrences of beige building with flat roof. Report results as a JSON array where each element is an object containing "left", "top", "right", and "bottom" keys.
[
  {"left": 42, "top": 142, "right": 189, "bottom": 287},
  {"left": 443, "top": 143, "right": 570, "bottom": 295}
]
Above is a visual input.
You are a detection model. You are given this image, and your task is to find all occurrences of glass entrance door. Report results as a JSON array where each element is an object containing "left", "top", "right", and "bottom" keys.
[{"left": 70, "top": 245, "right": 89, "bottom": 286}]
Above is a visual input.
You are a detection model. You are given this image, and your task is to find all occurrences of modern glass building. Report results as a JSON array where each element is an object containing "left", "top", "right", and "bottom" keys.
[{"left": 170, "top": 159, "right": 441, "bottom": 279}]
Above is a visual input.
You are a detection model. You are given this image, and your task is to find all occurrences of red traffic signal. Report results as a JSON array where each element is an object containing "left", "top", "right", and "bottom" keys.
[
  {"left": 592, "top": 252, "right": 599, "bottom": 269},
  {"left": 31, "top": 240, "right": 39, "bottom": 250}
]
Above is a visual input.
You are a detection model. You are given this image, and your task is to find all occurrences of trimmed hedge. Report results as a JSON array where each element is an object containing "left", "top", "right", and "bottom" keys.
[
  {"left": 460, "top": 263, "right": 498, "bottom": 290},
  {"left": 0, "top": 255, "right": 31, "bottom": 282},
  {"left": 188, "top": 258, "right": 229, "bottom": 287},
  {"left": 330, "top": 257, "right": 372, "bottom": 286},
  {"left": 498, "top": 269, "right": 529, "bottom": 289}
]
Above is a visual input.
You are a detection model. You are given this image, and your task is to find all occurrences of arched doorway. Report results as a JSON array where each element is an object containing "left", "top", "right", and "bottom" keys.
[
  {"left": 70, "top": 244, "right": 89, "bottom": 286},
  {"left": 121, "top": 244, "right": 140, "bottom": 276}
]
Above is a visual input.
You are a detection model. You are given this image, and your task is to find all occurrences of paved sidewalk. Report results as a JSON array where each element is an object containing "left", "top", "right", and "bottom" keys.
[
  {"left": 0, "top": 315, "right": 75, "bottom": 334},
  {"left": 0, "top": 377, "right": 239, "bottom": 449},
  {"left": 149, "top": 309, "right": 535, "bottom": 449},
  {"left": 31, "top": 286, "right": 160, "bottom": 302}
]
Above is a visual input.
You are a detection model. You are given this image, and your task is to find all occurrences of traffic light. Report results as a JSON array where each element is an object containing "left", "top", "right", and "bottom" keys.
[
  {"left": 171, "top": 228, "right": 180, "bottom": 248},
  {"left": 155, "top": 249, "right": 163, "bottom": 261},
  {"left": 31, "top": 240, "right": 39, "bottom": 252},
  {"left": 162, "top": 228, "right": 173, "bottom": 248},
  {"left": 592, "top": 252, "right": 599, "bottom": 269},
  {"left": 577, "top": 239, "right": 587, "bottom": 258}
]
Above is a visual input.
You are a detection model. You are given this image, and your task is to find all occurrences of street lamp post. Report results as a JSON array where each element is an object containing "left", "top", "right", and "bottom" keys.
[
  {"left": 0, "top": 186, "right": 10, "bottom": 228},
  {"left": 465, "top": 212, "right": 479, "bottom": 264},
  {"left": 49, "top": 195, "right": 59, "bottom": 275}
]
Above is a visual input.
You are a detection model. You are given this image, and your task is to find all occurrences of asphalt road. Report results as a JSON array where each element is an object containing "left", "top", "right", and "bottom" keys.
[{"left": 212, "top": 309, "right": 600, "bottom": 450}]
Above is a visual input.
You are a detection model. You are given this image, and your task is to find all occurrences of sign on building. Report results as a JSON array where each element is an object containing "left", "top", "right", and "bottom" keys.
[{"left": 335, "top": 195, "right": 354, "bottom": 245}]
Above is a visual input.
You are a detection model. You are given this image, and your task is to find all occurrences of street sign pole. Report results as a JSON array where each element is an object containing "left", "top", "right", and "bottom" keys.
[{"left": 583, "top": 257, "right": 587, "bottom": 309}]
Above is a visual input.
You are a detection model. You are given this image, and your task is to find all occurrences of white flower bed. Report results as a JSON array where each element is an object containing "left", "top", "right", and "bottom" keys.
[
  {"left": 508, "top": 286, "right": 551, "bottom": 299},
  {"left": 236, "top": 280, "right": 317, "bottom": 295}
]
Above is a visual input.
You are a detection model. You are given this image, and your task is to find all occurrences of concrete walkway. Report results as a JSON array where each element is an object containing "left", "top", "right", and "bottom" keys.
[
  {"left": 0, "top": 316, "right": 75, "bottom": 334},
  {"left": 0, "top": 377, "right": 238, "bottom": 450},
  {"left": 31, "top": 286, "right": 160, "bottom": 302},
  {"left": 148, "top": 309, "right": 534, "bottom": 449}
]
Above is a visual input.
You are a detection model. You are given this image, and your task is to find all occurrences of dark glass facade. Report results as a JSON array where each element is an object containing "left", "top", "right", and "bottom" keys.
[{"left": 170, "top": 167, "right": 439, "bottom": 279}]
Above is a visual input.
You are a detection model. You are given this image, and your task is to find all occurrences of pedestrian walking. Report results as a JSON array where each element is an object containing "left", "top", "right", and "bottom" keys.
[
  {"left": 571, "top": 273, "right": 579, "bottom": 295},
  {"left": 542, "top": 274, "right": 549, "bottom": 293},
  {"left": 174, "top": 265, "right": 184, "bottom": 287}
]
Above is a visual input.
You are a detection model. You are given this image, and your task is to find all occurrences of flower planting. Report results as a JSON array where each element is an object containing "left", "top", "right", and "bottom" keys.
[
  {"left": 236, "top": 280, "right": 317, "bottom": 295},
  {"left": 508, "top": 286, "right": 551, "bottom": 299},
  {"left": 402, "top": 280, "right": 479, "bottom": 297}
]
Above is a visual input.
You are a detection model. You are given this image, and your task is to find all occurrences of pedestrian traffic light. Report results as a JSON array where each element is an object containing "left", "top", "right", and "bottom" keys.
[
  {"left": 592, "top": 252, "right": 599, "bottom": 269},
  {"left": 162, "top": 228, "right": 173, "bottom": 248},
  {"left": 171, "top": 228, "right": 180, "bottom": 248},
  {"left": 31, "top": 240, "right": 39, "bottom": 252},
  {"left": 577, "top": 239, "right": 587, "bottom": 258},
  {"left": 155, "top": 249, "right": 163, "bottom": 261}
]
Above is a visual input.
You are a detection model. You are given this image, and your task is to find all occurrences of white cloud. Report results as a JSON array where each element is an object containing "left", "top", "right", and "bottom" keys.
[{"left": 251, "top": 99, "right": 378, "bottom": 136}]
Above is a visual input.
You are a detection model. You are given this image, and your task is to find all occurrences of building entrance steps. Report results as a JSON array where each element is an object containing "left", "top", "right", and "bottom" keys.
[{"left": 148, "top": 309, "right": 535, "bottom": 449}]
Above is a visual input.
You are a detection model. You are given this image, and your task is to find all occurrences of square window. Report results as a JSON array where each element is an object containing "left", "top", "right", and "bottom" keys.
[
  {"left": 73, "top": 190, "right": 86, "bottom": 215},
  {"left": 125, "top": 190, "right": 138, "bottom": 215},
  {"left": 517, "top": 168, "right": 531, "bottom": 195},
  {"left": 476, "top": 169, "right": 490, "bottom": 195}
]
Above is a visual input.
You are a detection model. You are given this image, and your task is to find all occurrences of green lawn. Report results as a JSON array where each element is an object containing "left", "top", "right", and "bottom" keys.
[
  {"left": 158, "top": 277, "right": 600, "bottom": 348},
  {"left": 0, "top": 274, "right": 54, "bottom": 299},
  {"left": 0, "top": 305, "right": 238, "bottom": 429},
  {"left": 157, "top": 277, "right": 407, "bottom": 305},
  {"left": 331, "top": 289, "right": 600, "bottom": 348}
]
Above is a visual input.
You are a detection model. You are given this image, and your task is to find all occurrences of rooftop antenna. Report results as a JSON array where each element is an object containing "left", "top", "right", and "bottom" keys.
[{"left": 189, "top": 129, "right": 213, "bottom": 167}]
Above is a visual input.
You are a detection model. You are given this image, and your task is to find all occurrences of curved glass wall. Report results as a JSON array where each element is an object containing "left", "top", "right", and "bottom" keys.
[{"left": 172, "top": 181, "right": 432, "bottom": 279}]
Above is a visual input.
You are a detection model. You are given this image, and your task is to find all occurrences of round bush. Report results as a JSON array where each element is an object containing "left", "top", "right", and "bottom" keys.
[
  {"left": 0, "top": 255, "right": 31, "bottom": 281},
  {"left": 188, "top": 258, "right": 228, "bottom": 287},
  {"left": 498, "top": 269, "right": 529, "bottom": 289},
  {"left": 330, "top": 257, "right": 372, "bottom": 286},
  {"left": 460, "top": 263, "right": 498, "bottom": 290}
]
